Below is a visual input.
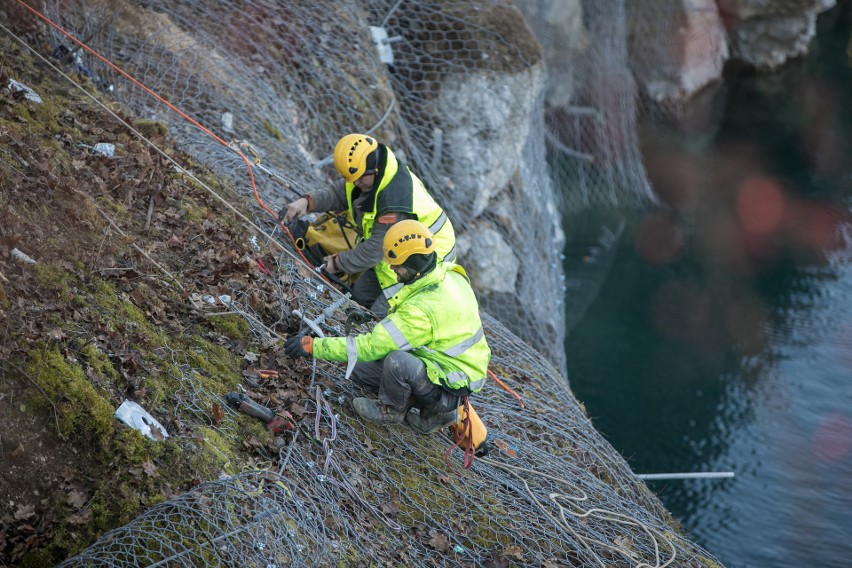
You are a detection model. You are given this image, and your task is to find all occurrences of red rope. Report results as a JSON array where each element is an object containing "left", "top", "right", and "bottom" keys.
[
  {"left": 444, "top": 396, "right": 476, "bottom": 475},
  {"left": 488, "top": 369, "right": 525, "bottom": 408},
  {"left": 12, "top": 0, "right": 326, "bottom": 277}
]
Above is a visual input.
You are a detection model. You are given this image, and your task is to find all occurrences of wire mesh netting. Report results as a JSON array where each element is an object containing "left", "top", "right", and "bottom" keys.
[
  {"left": 32, "top": 0, "right": 572, "bottom": 372},
  {"left": 29, "top": 0, "right": 681, "bottom": 375},
  {"left": 58, "top": 252, "right": 722, "bottom": 567},
  {"left": 3, "top": 0, "right": 730, "bottom": 565}
]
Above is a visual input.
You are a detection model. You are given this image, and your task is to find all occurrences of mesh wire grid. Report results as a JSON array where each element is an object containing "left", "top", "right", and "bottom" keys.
[
  {"left": 4, "top": 0, "right": 727, "bottom": 565},
  {"left": 58, "top": 249, "right": 723, "bottom": 567}
]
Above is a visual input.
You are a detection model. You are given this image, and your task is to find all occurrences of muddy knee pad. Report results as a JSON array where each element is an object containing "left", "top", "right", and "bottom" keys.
[
  {"left": 419, "top": 389, "right": 461, "bottom": 419},
  {"left": 379, "top": 351, "right": 428, "bottom": 409}
]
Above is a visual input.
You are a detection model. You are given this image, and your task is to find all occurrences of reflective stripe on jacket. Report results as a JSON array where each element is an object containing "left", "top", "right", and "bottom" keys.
[
  {"left": 312, "top": 262, "right": 490, "bottom": 392},
  {"left": 344, "top": 147, "right": 456, "bottom": 297}
]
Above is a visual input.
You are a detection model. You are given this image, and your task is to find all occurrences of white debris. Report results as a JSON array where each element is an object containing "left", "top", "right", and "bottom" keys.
[
  {"left": 91, "top": 143, "right": 115, "bottom": 157},
  {"left": 114, "top": 400, "right": 169, "bottom": 440},
  {"left": 11, "top": 248, "right": 36, "bottom": 264},
  {"left": 7, "top": 79, "right": 43, "bottom": 104},
  {"left": 221, "top": 111, "right": 234, "bottom": 133}
]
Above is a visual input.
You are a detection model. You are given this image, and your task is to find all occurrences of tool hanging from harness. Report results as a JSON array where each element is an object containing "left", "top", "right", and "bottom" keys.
[
  {"left": 289, "top": 211, "right": 361, "bottom": 288},
  {"left": 446, "top": 397, "right": 489, "bottom": 472}
]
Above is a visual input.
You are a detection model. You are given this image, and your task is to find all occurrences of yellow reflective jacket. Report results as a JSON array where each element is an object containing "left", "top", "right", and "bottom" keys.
[
  {"left": 312, "top": 262, "right": 490, "bottom": 393},
  {"left": 345, "top": 147, "right": 456, "bottom": 299}
]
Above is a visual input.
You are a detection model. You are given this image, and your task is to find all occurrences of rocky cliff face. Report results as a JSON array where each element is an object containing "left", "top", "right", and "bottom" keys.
[
  {"left": 719, "top": 0, "right": 836, "bottom": 70},
  {"left": 627, "top": 0, "right": 730, "bottom": 106},
  {"left": 521, "top": 0, "right": 836, "bottom": 109},
  {"left": 512, "top": 0, "right": 588, "bottom": 107}
]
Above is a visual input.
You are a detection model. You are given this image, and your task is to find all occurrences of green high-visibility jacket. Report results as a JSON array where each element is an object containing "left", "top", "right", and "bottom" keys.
[
  {"left": 313, "top": 262, "right": 490, "bottom": 393},
  {"left": 345, "top": 147, "right": 456, "bottom": 300}
]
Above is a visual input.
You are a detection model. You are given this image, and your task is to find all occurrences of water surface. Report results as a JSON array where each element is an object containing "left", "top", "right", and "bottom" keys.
[{"left": 564, "top": 5, "right": 852, "bottom": 567}]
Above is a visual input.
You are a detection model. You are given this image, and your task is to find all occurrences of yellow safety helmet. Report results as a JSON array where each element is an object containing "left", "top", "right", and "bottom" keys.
[
  {"left": 333, "top": 134, "right": 379, "bottom": 182},
  {"left": 383, "top": 219, "right": 435, "bottom": 266}
]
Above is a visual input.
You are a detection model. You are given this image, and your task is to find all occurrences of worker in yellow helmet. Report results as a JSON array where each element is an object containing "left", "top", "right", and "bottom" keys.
[
  {"left": 283, "top": 220, "right": 490, "bottom": 434},
  {"left": 280, "top": 134, "right": 456, "bottom": 316}
]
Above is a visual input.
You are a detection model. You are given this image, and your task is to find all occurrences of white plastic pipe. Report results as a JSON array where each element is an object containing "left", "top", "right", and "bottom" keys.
[{"left": 637, "top": 472, "right": 735, "bottom": 481}]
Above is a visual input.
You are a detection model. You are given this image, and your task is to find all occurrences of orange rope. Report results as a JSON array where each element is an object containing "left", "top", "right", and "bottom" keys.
[
  {"left": 488, "top": 369, "right": 525, "bottom": 408},
  {"left": 12, "top": 0, "right": 326, "bottom": 278}
]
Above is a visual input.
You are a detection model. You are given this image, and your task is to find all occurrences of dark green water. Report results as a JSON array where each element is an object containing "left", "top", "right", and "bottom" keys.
[{"left": 564, "top": 5, "right": 852, "bottom": 568}]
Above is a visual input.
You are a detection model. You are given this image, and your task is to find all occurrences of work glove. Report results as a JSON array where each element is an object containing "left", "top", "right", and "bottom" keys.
[
  {"left": 322, "top": 254, "right": 341, "bottom": 275},
  {"left": 284, "top": 335, "right": 314, "bottom": 358},
  {"left": 279, "top": 197, "right": 309, "bottom": 223}
]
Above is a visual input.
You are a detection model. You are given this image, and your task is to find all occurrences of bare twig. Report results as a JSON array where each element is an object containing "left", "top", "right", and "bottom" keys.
[
  {"left": 145, "top": 194, "right": 155, "bottom": 230},
  {"left": 89, "top": 226, "right": 111, "bottom": 277},
  {"left": 88, "top": 200, "right": 185, "bottom": 291}
]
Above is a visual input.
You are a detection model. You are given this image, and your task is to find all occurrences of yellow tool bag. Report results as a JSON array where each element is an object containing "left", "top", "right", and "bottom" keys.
[
  {"left": 448, "top": 399, "right": 489, "bottom": 468},
  {"left": 291, "top": 211, "right": 361, "bottom": 287}
]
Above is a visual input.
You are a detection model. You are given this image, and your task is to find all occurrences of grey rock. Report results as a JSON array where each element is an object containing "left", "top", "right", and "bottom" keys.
[
  {"left": 514, "top": 0, "right": 588, "bottom": 108},
  {"left": 456, "top": 222, "right": 520, "bottom": 294},
  {"left": 438, "top": 63, "right": 545, "bottom": 218},
  {"left": 718, "top": 0, "right": 837, "bottom": 70}
]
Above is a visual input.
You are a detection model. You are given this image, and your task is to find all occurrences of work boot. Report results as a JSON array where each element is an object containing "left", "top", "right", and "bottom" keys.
[
  {"left": 405, "top": 408, "right": 457, "bottom": 434},
  {"left": 352, "top": 397, "right": 405, "bottom": 424}
]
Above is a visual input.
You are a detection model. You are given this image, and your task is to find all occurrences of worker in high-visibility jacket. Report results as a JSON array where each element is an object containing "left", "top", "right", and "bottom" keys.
[
  {"left": 283, "top": 220, "right": 489, "bottom": 434},
  {"left": 280, "top": 134, "right": 456, "bottom": 316}
]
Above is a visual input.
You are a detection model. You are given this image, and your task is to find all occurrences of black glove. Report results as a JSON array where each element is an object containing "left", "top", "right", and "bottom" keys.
[{"left": 284, "top": 335, "right": 313, "bottom": 358}]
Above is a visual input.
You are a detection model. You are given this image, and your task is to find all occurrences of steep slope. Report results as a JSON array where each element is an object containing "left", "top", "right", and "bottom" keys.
[
  {"left": 0, "top": 38, "right": 317, "bottom": 565},
  {"left": 1, "top": 14, "right": 725, "bottom": 568}
]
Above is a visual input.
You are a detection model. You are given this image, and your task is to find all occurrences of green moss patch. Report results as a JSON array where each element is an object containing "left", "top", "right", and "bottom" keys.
[{"left": 25, "top": 346, "right": 115, "bottom": 453}]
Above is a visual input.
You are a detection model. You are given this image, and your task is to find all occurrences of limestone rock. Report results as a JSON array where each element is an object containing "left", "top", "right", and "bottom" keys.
[
  {"left": 628, "top": 0, "right": 729, "bottom": 105},
  {"left": 456, "top": 221, "right": 520, "bottom": 294},
  {"left": 718, "top": 0, "right": 837, "bottom": 70},
  {"left": 513, "top": 0, "right": 588, "bottom": 108},
  {"left": 438, "top": 63, "right": 545, "bottom": 219}
]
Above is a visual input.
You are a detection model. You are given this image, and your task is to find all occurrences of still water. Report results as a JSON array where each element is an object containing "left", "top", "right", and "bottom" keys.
[{"left": 564, "top": 5, "right": 852, "bottom": 568}]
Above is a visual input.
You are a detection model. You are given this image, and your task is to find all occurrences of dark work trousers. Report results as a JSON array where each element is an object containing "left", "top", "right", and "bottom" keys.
[
  {"left": 350, "top": 269, "right": 389, "bottom": 317},
  {"left": 351, "top": 351, "right": 460, "bottom": 417}
]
